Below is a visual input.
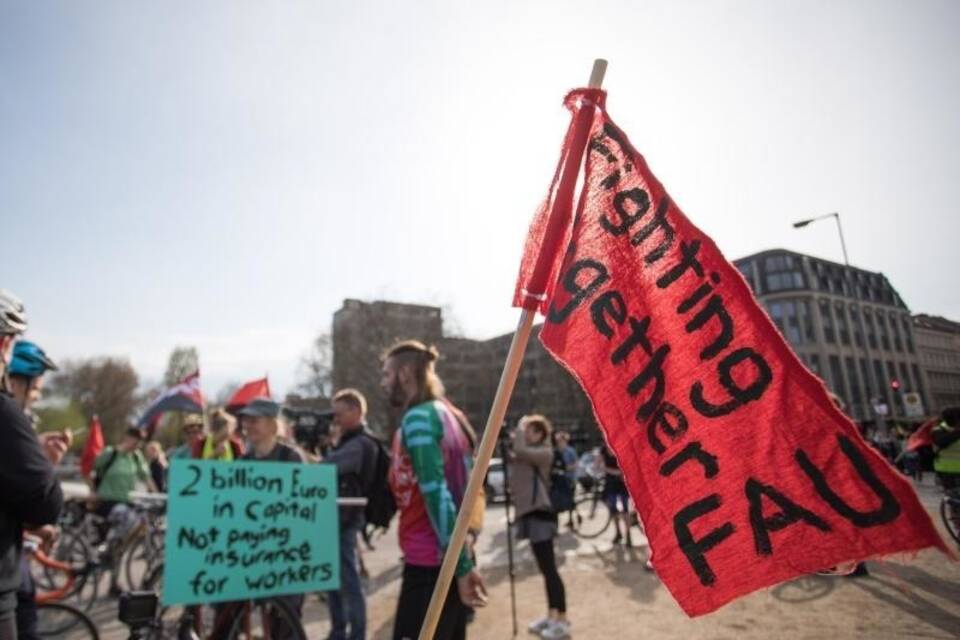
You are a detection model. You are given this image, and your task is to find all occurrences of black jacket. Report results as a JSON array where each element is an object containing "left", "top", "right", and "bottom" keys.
[
  {"left": 325, "top": 426, "right": 378, "bottom": 526},
  {"left": 0, "top": 392, "right": 63, "bottom": 612}
]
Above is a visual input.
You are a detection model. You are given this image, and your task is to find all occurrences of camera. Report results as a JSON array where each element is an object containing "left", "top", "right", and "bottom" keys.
[{"left": 283, "top": 407, "right": 334, "bottom": 453}]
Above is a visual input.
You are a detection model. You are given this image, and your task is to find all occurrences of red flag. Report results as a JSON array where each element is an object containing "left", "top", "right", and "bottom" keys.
[
  {"left": 226, "top": 377, "right": 271, "bottom": 410},
  {"left": 514, "top": 89, "right": 950, "bottom": 616},
  {"left": 906, "top": 419, "right": 936, "bottom": 452},
  {"left": 79, "top": 415, "right": 104, "bottom": 479}
]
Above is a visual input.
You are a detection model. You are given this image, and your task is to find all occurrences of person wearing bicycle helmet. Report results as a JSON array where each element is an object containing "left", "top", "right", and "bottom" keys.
[
  {"left": 7, "top": 341, "right": 57, "bottom": 414},
  {"left": 0, "top": 290, "right": 64, "bottom": 640}
]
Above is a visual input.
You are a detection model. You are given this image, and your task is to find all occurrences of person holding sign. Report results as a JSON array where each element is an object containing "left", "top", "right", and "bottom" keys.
[
  {"left": 323, "top": 388, "right": 380, "bottom": 640},
  {"left": 380, "top": 340, "right": 487, "bottom": 640},
  {"left": 239, "top": 398, "right": 305, "bottom": 463}
]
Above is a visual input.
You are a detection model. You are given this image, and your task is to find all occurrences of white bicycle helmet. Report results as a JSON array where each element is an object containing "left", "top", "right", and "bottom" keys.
[{"left": 0, "top": 289, "right": 28, "bottom": 335}]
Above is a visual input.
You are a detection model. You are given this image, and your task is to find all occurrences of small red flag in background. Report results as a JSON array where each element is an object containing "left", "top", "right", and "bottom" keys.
[
  {"left": 514, "top": 89, "right": 950, "bottom": 616},
  {"left": 79, "top": 415, "right": 104, "bottom": 479},
  {"left": 906, "top": 419, "right": 937, "bottom": 452},
  {"left": 226, "top": 377, "right": 271, "bottom": 411}
]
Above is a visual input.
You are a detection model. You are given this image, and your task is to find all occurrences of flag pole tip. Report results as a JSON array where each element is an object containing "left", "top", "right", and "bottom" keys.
[{"left": 589, "top": 59, "right": 608, "bottom": 88}]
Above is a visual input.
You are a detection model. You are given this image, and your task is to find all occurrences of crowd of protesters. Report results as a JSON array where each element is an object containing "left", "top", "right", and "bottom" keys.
[{"left": 3, "top": 285, "right": 959, "bottom": 640}]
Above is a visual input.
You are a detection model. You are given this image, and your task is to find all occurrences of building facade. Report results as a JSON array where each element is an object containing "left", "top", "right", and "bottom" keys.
[
  {"left": 331, "top": 299, "right": 598, "bottom": 441},
  {"left": 912, "top": 314, "right": 960, "bottom": 413},
  {"left": 733, "top": 249, "right": 928, "bottom": 423}
]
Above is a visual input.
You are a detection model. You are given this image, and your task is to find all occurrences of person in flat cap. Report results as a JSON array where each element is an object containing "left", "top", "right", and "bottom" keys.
[{"left": 239, "top": 398, "right": 303, "bottom": 463}]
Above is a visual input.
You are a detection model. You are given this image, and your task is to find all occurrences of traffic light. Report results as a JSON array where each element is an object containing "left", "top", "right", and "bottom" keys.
[{"left": 890, "top": 379, "right": 901, "bottom": 392}]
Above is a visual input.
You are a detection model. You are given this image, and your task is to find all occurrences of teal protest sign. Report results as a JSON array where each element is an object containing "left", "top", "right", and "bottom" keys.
[{"left": 163, "top": 459, "right": 339, "bottom": 605}]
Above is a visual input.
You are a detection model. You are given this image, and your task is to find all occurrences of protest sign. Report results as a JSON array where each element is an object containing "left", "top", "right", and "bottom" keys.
[
  {"left": 163, "top": 459, "right": 339, "bottom": 605},
  {"left": 513, "top": 88, "right": 949, "bottom": 616}
]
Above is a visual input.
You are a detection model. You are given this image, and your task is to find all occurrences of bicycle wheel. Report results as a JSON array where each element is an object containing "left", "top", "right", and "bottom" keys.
[
  {"left": 35, "top": 532, "right": 100, "bottom": 612},
  {"left": 226, "top": 597, "right": 307, "bottom": 640},
  {"left": 124, "top": 529, "right": 163, "bottom": 591},
  {"left": 941, "top": 496, "right": 960, "bottom": 545},
  {"left": 36, "top": 602, "right": 100, "bottom": 640},
  {"left": 571, "top": 495, "right": 611, "bottom": 539}
]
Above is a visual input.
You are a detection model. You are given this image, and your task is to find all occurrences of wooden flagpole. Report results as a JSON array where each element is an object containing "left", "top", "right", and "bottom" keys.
[{"left": 417, "top": 58, "right": 607, "bottom": 640}]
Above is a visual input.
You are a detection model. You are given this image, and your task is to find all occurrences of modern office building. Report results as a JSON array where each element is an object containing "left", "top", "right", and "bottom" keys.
[
  {"left": 733, "top": 249, "right": 927, "bottom": 422},
  {"left": 912, "top": 314, "right": 960, "bottom": 413}
]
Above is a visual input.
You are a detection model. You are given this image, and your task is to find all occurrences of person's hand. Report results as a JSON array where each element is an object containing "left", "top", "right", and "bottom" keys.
[
  {"left": 25, "top": 525, "right": 58, "bottom": 554},
  {"left": 456, "top": 568, "right": 488, "bottom": 608},
  {"left": 214, "top": 441, "right": 228, "bottom": 457},
  {"left": 39, "top": 432, "right": 69, "bottom": 465}
]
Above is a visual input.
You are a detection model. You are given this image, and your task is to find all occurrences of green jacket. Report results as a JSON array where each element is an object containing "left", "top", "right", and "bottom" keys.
[{"left": 933, "top": 422, "right": 960, "bottom": 474}]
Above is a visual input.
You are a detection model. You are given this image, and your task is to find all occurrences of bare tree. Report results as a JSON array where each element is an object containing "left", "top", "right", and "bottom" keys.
[
  {"left": 50, "top": 358, "right": 141, "bottom": 444},
  {"left": 164, "top": 346, "right": 199, "bottom": 386},
  {"left": 297, "top": 333, "right": 333, "bottom": 400}
]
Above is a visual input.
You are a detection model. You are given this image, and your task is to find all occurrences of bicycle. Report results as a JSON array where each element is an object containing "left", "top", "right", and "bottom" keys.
[
  {"left": 25, "top": 539, "right": 100, "bottom": 640},
  {"left": 941, "top": 488, "right": 960, "bottom": 546},
  {"left": 569, "top": 479, "right": 612, "bottom": 539},
  {"left": 126, "top": 562, "right": 307, "bottom": 640}
]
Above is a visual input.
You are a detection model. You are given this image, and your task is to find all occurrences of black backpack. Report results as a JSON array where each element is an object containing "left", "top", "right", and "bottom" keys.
[{"left": 362, "top": 433, "right": 397, "bottom": 529}]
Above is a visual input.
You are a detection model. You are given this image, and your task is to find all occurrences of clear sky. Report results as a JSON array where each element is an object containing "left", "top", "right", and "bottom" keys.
[{"left": 2, "top": 0, "right": 958, "bottom": 398}]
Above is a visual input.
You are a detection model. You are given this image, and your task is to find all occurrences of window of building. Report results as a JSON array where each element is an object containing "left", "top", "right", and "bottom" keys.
[
  {"left": 768, "top": 302, "right": 786, "bottom": 336},
  {"left": 835, "top": 302, "right": 850, "bottom": 345},
  {"left": 808, "top": 353, "right": 822, "bottom": 376},
  {"left": 799, "top": 301, "right": 815, "bottom": 342},
  {"left": 829, "top": 355, "right": 848, "bottom": 405},
  {"left": 784, "top": 301, "right": 803, "bottom": 344},
  {"left": 912, "top": 364, "right": 927, "bottom": 408},
  {"left": 902, "top": 316, "right": 914, "bottom": 353},
  {"left": 845, "top": 357, "right": 862, "bottom": 404},
  {"left": 859, "top": 359, "right": 872, "bottom": 396},
  {"left": 850, "top": 305, "right": 864, "bottom": 347},
  {"left": 890, "top": 312, "right": 903, "bottom": 352},
  {"left": 898, "top": 362, "right": 911, "bottom": 392},
  {"left": 819, "top": 299, "right": 835, "bottom": 343},
  {"left": 877, "top": 314, "right": 891, "bottom": 351},
  {"left": 873, "top": 360, "right": 890, "bottom": 407},
  {"left": 864, "top": 308, "right": 878, "bottom": 349}
]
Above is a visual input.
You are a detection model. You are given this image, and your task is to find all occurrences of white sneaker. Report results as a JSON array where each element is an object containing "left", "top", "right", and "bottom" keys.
[
  {"left": 540, "top": 620, "right": 571, "bottom": 639},
  {"left": 528, "top": 616, "right": 551, "bottom": 635}
]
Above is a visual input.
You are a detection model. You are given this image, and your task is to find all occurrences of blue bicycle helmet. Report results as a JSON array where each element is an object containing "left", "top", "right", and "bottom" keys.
[{"left": 9, "top": 340, "right": 58, "bottom": 378}]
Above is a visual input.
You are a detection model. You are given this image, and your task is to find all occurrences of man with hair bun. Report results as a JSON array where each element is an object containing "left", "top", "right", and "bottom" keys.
[{"left": 380, "top": 340, "right": 486, "bottom": 640}]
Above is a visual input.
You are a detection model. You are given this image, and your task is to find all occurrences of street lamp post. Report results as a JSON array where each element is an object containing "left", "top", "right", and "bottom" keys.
[
  {"left": 793, "top": 211, "right": 878, "bottom": 424},
  {"left": 792, "top": 212, "right": 850, "bottom": 266}
]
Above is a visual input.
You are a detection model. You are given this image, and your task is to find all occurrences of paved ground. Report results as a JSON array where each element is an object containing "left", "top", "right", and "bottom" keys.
[{"left": 81, "top": 477, "right": 959, "bottom": 639}]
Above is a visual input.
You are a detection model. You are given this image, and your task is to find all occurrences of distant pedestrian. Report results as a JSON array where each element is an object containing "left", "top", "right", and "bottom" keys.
[
  {"left": 322, "top": 388, "right": 382, "bottom": 640},
  {"left": 551, "top": 431, "right": 577, "bottom": 528},
  {"left": 143, "top": 441, "right": 168, "bottom": 493},
  {"left": 168, "top": 414, "right": 204, "bottom": 460},
  {"left": 510, "top": 415, "right": 569, "bottom": 640},
  {"left": 602, "top": 443, "right": 631, "bottom": 546}
]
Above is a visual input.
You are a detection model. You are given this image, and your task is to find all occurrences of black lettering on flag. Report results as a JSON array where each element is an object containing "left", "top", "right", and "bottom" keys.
[
  {"left": 690, "top": 348, "right": 773, "bottom": 418},
  {"left": 602, "top": 188, "right": 650, "bottom": 236},
  {"left": 685, "top": 295, "right": 734, "bottom": 361},
  {"left": 590, "top": 290, "right": 628, "bottom": 339},
  {"left": 745, "top": 478, "right": 831, "bottom": 556},
  {"left": 795, "top": 434, "right": 901, "bottom": 528},
  {"left": 611, "top": 315, "right": 653, "bottom": 364},
  {"left": 628, "top": 344, "right": 671, "bottom": 421},
  {"left": 630, "top": 196, "right": 674, "bottom": 264},
  {"left": 677, "top": 273, "right": 721, "bottom": 314},
  {"left": 674, "top": 494, "right": 735, "bottom": 587},
  {"left": 546, "top": 259, "right": 609, "bottom": 324},
  {"left": 660, "top": 441, "right": 719, "bottom": 479},
  {"left": 656, "top": 240, "right": 704, "bottom": 289},
  {"left": 646, "top": 401, "right": 688, "bottom": 454}
]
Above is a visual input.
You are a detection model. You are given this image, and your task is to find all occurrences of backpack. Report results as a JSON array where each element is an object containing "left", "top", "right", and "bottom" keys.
[
  {"left": 93, "top": 447, "right": 119, "bottom": 491},
  {"left": 361, "top": 433, "right": 397, "bottom": 529}
]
